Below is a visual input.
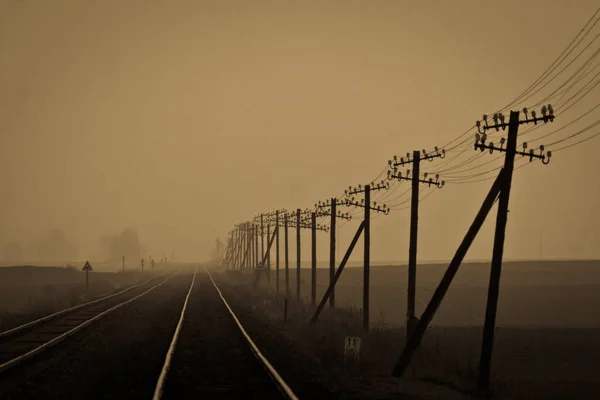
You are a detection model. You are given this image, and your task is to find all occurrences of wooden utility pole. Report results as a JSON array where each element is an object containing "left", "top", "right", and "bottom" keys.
[
  {"left": 478, "top": 110, "right": 519, "bottom": 390},
  {"left": 390, "top": 147, "right": 445, "bottom": 338},
  {"left": 276, "top": 211, "right": 280, "bottom": 293},
  {"left": 250, "top": 224, "right": 254, "bottom": 268},
  {"left": 329, "top": 198, "right": 336, "bottom": 308},
  {"left": 242, "top": 224, "right": 246, "bottom": 269},
  {"left": 122, "top": 256, "right": 125, "bottom": 271},
  {"left": 363, "top": 185, "right": 371, "bottom": 332},
  {"left": 407, "top": 150, "right": 420, "bottom": 337},
  {"left": 267, "top": 224, "right": 271, "bottom": 283},
  {"left": 392, "top": 170, "right": 506, "bottom": 377},
  {"left": 311, "top": 211, "right": 317, "bottom": 306},
  {"left": 261, "top": 215, "right": 265, "bottom": 266},
  {"left": 235, "top": 227, "right": 241, "bottom": 269},
  {"left": 296, "top": 208, "right": 301, "bottom": 300},
  {"left": 284, "top": 213, "right": 289, "bottom": 296},
  {"left": 255, "top": 223, "right": 259, "bottom": 268}
]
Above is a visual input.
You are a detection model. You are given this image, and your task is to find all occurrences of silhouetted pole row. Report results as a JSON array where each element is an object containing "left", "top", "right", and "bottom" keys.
[
  {"left": 391, "top": 105, "right": 555, "bottom": 393},
  {"left": 389, "top": 146, "right": 446, "bottom": 339},
  {"left": 223, "top": 103, "right": 555, "bottom": 393},
  {"left": 269, "top": 209, "right": 326, "bottom": 300}
]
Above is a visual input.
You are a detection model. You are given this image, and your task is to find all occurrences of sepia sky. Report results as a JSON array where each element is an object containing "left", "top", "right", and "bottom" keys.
[{"left": 1, "top": 0, "right": 599, "bottom": 263}]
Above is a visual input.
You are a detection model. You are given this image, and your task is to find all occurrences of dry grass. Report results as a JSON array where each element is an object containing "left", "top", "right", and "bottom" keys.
[
  {"left": 225, "top": 272, "right": 482, "bottom": 390},
  {"left": 220, "top": 268, "right": 600, "bottom": 398}
]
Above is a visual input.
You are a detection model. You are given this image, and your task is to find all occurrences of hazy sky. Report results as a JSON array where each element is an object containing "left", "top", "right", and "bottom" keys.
[{"left": 1, "top": 0, "right": 599, "bottom": 262}]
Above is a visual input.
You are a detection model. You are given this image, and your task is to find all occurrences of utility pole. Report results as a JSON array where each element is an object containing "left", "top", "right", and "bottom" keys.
[
  {"left": 255, "top": 223, "right": 259, "bottom": 268},
  {"left": 294, "top": 209, "right": 328, "bottom": 306},
  {"left": 276, "top": 211, "right": 280, "bottom": 293},
  {"left": 311, "top": 211, "right": 317, "bottom": 306},
  {"left": 267, "top": 223, "right": 271, "bottom": 283},
  {"left": 345, "top": 181, "right": 390, "bottom": 332},
  {"left": 261, "top": 214, "right": 265, "bottom": 267},
  {"left": 284, "top": 213, "right": 289, "bottom": 296},
  {"left": 316, "top": 198, "right": 351, "bottom": 308},
  {"left": 364, "top": 184, "right": 371, "bottom": 332},
  {"left": 122, "top": 256, "right": 125, "bottom": 271},
  {"left": 389, "top": 146, "right": 446, "bottom": 339},
  {"left": 330, "top": 198, "right": 336, "bottom": 308},
  {"left": 296, "top": 208, "right": 301, "bottom": 300},
  {"left": 475, "top": 106, "right": 553, "bottom": 391}
]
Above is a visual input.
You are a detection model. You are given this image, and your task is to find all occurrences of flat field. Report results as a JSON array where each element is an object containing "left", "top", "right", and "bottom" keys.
[
  {"left": 269, "top": 259, "right": 600, "bottom": 327},
  {"left": 237, "top": 260, "right": 600, "bottom": 398},
  {"left": 0, "top": 265, "right": 155, "bottom": 332}
]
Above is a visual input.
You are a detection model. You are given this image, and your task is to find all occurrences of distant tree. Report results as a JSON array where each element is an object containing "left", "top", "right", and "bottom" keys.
[
  {"left": 31, "top": 229, "right": 77, "bottom": 262},
  {"left": 101, "top": 227, "right": 142, "bottom": 263},
  {"left": 3, "top": 241, "right": 23, "bottom": 262}
]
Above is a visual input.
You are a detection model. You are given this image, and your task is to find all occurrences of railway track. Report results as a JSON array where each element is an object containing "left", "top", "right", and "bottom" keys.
[
  {"left": 154, "top": 268, "right": 300, "bottom": 400},
  {"left": 0, "top": 272, "right": 176, "bottom": 374},
  {"left": 0, "top": 268, "right": 305, "bottom": 399}
]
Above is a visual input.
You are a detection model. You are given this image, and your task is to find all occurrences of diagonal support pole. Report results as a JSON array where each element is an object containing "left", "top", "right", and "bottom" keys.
[
  {"left": 391, "top": 169, "right": 506, "bottom": 377},
  {"left": 260, "top": 227, "right": 277, "bottom": 267},
  {"left": 310, "top": 221, "right": 365, "bottom": 324}
]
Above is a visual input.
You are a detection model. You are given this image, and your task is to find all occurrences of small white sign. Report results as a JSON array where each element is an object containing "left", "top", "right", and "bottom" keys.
[{"left": 344, "top": 336, "right": 361, "bottom": 360}]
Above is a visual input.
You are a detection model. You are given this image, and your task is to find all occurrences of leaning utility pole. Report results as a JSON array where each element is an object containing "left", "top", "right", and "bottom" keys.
[
  {"left": 475, "top": 106, "right": 553, "bottom": 390},
  {"left": 389, "top": 146, "right": 446, "bottom": 338},
  {"left": 390, "top": 105, "right": 554, "bottom": 387}
]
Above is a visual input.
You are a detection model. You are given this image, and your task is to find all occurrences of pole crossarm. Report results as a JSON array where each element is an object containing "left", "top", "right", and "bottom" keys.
[
  {"left": 344, "top": 197, "right": 390, "bottom": 215},
  {"left": 474, "top": 105, "right": 555, "bottom": 165},
  {"left": 274, "top": 220, "right": 329, "bottom": 232},
  {"left": 387, "top": 170, "right": 445, "bottom": 188},
  {"left": 389, "top": 146, "right": 445, "bottom": 168},
  {"left": 345, "top": 180, "right": 389, "bottom": 196},
  {"left": 476, "top": 105, "right": 554, "bottom": 134},
  {"left": 316, "top": 199, "right": 346, "bottom": 210},
  {"left": 310, "top": 207, "right": 352, "bottom": 221}
]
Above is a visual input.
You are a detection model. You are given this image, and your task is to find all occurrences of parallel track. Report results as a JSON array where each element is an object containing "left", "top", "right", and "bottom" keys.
[{"left": 0, "top": 273, "right": 175, "bottom": 373}]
